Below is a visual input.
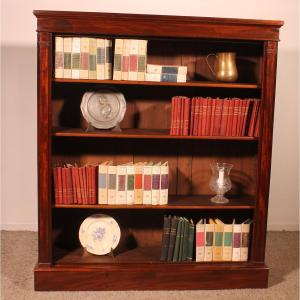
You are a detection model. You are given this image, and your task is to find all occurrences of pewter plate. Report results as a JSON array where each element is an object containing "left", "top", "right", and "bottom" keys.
[{"left": 80, "top": 88, "right": 126, "bottom": 129}]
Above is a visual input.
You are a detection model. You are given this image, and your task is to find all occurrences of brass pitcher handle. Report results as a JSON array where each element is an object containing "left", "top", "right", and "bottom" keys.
[{"left": 206, "top": 53, "right": 217, "bottom": 76}]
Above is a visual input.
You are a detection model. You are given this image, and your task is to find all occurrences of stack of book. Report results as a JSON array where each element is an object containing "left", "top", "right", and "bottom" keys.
[
  {"left": 113, "top": 39, "right": 148, "bottom": 81},
  {"left": 170, "top": 97, "right": 261, "bottom": 137},
  {"left": 98, "top": 161, "right": 168, "bottom": 205},
  {"left": 145, "top": 64, "right": 187, "bottom": 83},
  {"left": 55, "top": 36, "right": 113, "bottom": 80},
  {"left": 53, "top": 164, "right": 97, "bottom": 205},
  {"left": 196, "top": 218, "right": 252, "bottom": 262},
  {"left": 160, "top": 215, "right": 195, "bottom": 262}
]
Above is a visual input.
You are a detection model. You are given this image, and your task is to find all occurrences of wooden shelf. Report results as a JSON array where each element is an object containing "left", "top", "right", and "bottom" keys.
[
  {"left": 52, "top": 128, "right": 258, "bottom": 140},
  {"left": 53, "top": 78, "right": 261, "bottom": 89},
  {"left": 53, "top": 195, "right": 255, "bottom": 210}
]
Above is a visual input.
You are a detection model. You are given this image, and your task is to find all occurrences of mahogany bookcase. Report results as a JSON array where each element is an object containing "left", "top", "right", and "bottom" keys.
[{"left": 33, "top": 10, "right": 283, "bottom": 290}]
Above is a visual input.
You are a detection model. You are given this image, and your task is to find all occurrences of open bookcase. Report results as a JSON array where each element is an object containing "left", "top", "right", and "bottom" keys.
[{"left": 34, "top": 10, "right": 283, "bottom": 290}]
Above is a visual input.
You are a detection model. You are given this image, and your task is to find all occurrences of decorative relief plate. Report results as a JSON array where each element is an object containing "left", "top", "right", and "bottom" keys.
[{"left": 80, "top": 87, "right": 126, "bottom": 129}]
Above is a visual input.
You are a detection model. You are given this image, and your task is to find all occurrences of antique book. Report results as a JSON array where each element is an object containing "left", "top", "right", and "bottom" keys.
[
  {"left": 79, "top": 37, "right": 89, "bottom": 79},
  {"left": 172, "top": 217, "right": 183, "bottom": 262},
  {"left": 143, "top": 162, "right": 153, "bottom": 205},
  {"left": 151, "top": 162, "right": 161, "bottom": 205},
  {"left": 212, "top": 219, "right": 224, "bottom": 261},
  {"left": 159, "top": 162, "right": 169, "bottom": 205},
  {"left": 192, "top": 97, "right": 200, "bottom": 136},
  {"left": 53, "top": 167, "right": 59, "bottom": 204},
  {"left": 183, "top": 97, "right": 190, "bottom": 136},
  {"left": 86, "top": 165, "right": 92, "bottom": 204},
  {"left": 61, "top": 167, "right": 67, "bottom": 204},
  {"left": 55, "top": 37, "right": 64, "bottom": 78},
  {"left": 121, "top": 39, "right": 130, "bottom": 80},
  {"left": 126, "top": 163, "right": 135, "bottom": 205},
  {"left": 204, "top": 221, "right": 214, "bottom": 262},
  {"left": 175, "top": 97, "right": 181, "bottom": 135},
  {"left": 170, "top": 97, "right": 176, "bottom": 135},
  {"left": 178, "top": 218, "right": 187, "bottom": 261},
  {"left": 113, "top": 39, "right": 123, "bottom": 80},
  {"left": 98, "top": 161, "right": 110, "bottom": 204},
  {"left": 96, "top": 39, "right": 105, "bottom": 80},
  {"left": 209, "top": 98, "right": 217, "bottom": 136},
  {"left": 241, "top": 99, "right": 251, "bottom": 136},
  {"left": 186, "top": 219, "right": 195, "bottom": 261},
  {"left": 134, "top": 162, "right": 144, "bottom": 204},
  {"left": 197, "top": 97, "right": 203, "bottom": 136},
  {"left": 196, "top": 219, "right": 205, "bottom": 262},
  {"left": 160, "top": 215, "right": 172, "bottom": 261},
  {"left": 205, "top": 97, "right": 213, "bottom": 135},
  {"left": 182, "top": 218, "right": 190, "bottom": 261},
  {"left": 71, "top": 37, "right": 80, "bottom": 79},
  {"left": 56, "top": 166, "right": 63, "bottom": 204},
  {"left": 212, "top": 98, "right": 223, "bottom": 136},
  {"left": 146, "top": 64, "right": 187, "bottom": 75},
  {"left": 180, "top": 96, "right": 185, "bottom": 135},
  {"left": 73, "top": 166, "right": 82, "bottom": 205},
  {"left": 63, "top": 37, "right": 72, "bottom": 78},
  {"left": 225, "top": 98, "right": 235, "bottom": 136},
  {"left": 107, "top": 165, "right": 117, "bottom": 204},
  {"left": 66, "top": 166, "right": 73, "bottom": 204},
  {"left": 241, "top": 219, "right": 252, "bottom": 261},
  {"left": 145, "top": 73, "right": 186, "bottom": 83},
  {"left": 167, "top": 216, "right": 179, "bottom": 261},
  {"left": 222, "top": 222, "right": 233, "bottom": 261},
  {"left": 88, "top": 38, "right": 97, "bottom": 79},
  {"left": 128, "top": 39, "right": 139, "bottom": 81},
  {"left": 190, "top": 97, "right": 196, "bottom": 136},
  {"left": 137, "top": 40, "right": 147, "bottom": 81},
  {"left": 200, "top": 97, "right": 208, "bottom": 136},
  {"left": 71, "top": 166, "right": 77, "bottom": 204},
  {"left": 231, "top": 98, "right": 240, "bottom": 136},
  {"left": 105, "top": 39, "right": 113, "bottom": 79},
  {"left": 116, "top": 164, "right": 127, "bottom": 204},
  {"left": 232, "top": 223, "right": 242, "bottom": 261},
  {"left": 220, "top": 99, "right": 230, "bottom": 136}
]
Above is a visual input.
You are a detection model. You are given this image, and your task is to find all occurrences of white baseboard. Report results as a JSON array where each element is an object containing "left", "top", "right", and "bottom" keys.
[{"left": 1, "top": 223, "right": 299, "bottom": 232}]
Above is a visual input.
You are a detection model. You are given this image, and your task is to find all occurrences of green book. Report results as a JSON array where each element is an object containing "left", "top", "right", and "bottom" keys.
[
  {"left": 167, "top": 216, "right": 179, "bottom": 261},
  {"left": 172, "top": 218, "right": 183, "bottom": 262},
  {"left": 182, "top": 218, "right": 190, "bottom": 261},
  {"left": 160, "top": 215, "right": 172, "bottom": 261},
  {"left": 178, "top": 218, "right": 187, "bottom": 261},
  {"left": 186, "top": 219, "right": 195, "bottom": 261}
]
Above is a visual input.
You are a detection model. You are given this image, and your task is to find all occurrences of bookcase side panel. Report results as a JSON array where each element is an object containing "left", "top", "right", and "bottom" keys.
[{"left": 37, "top": 31, "right": 53, "bottom": 264}]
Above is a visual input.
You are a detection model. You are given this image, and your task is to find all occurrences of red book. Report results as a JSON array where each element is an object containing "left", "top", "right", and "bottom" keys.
[
  {"left": 183, "top": 97, "right": 190, "bottom": 136},
  {"left": 85, "top": 166, "right": 91, "bottom": 204},
  {"left": 248, "top": 100, "right": 259, "bottom": 136},
  {"left": 205, "top": 97, "right": 212, "bottom": 135},
  {"left": 225, "top": 99, "right": 235, "bottom": 136},
  {"left": 193, "top": 97, "right": 200, "bottom": 136},
  {"left": 231, "top": 99, "right": 240, "bottom": 136},
  {"left": 241, "top": 99, "right": 251, "bottom": 136},
  {"left": 236, "top": 99, "right": 244, "bottom": 136},
  {"left": 220, "top": 98, "right": 229, "bottom": 136},
  {"left": 201, "top": 98, "right": 208, "bottom": 136},
  {"left": 190, "top": 98, "right": 196, "bottom": 136},
  {"left": 56, "top": 166, "right": 63, "bottom": 204},
  {"left": 73, "top": 166, "right": 82, "bottom": 204},
  {"left": 176, "top": 97, "right": 181, "bottom": 136},
  {"left": 173, "top": 97, "right": 179, "bottom": 136},
  {"left": 254, "top": 103, "right": 261, "bottom": 137},
  {"left": 70, "top": 166, "right": 77, "bottom": 204},
  {"left": 79, "top": 167, "right": 87, "bottom": 204},
  {"left": 209, "top": 98, "right": 217, "bottom": 136},
  {"left": 212, "top": 98, "right": 223, "bottom": 136},
  {"left": 197, "top": 97, "right": 204, "bottom": 136},
  {"left": 66, "top": 167, "right": 73, "bottom": 204},
  {"left": 53, "top": 167, "right": 59, "bottom": 204},
  {"left": 170, "top": 97, "right": 176, "bottom": 135},
  {"left": 91, "top": 165, "right": 97, "bottom": 204},
  {"left": 61, "top": 167, "right": 68, "bottom": 205},
  {"left": 180, "top": 97, "right": 185, "bottom": 135}
]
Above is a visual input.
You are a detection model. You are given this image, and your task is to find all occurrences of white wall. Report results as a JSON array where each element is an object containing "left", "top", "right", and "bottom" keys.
[{"left": 1, "top": 0, "right": 299, "bottom": 231}]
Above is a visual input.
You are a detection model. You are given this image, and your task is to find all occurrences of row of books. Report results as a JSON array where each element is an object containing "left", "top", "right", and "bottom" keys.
[
  {"left": 170, "top": 96, "right": 261, "bottom": 137},
  {"left": 196, "top": 218, "right": 251, "bottom": 262},
  {"left": 160, "top": 215, "right": 195, "bottom": 262},
  {"left": 55, "top": 37, "right": 113, "bottom": 80},
  {"left": 145, "top": 64, "right": 187, "bottom": 83},
  {"left": 113, "top": 39, "right": 148, "bottom": 81},
  {"left": 53, "top": 161, "right": 169, "bottom": 205}
]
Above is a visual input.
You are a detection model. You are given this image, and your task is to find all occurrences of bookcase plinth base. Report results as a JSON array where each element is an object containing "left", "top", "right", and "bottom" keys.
[{"left": 34, "top": 262, "right": 269, "bottom": 291}]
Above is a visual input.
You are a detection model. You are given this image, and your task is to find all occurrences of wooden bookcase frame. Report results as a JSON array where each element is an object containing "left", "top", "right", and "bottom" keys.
[{"left": 34, "top": 10, "right": 283, "bottom": 290}]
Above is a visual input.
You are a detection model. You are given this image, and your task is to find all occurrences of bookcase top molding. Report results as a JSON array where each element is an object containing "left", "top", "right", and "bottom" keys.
[{"left": 33, "top": 10, "right": 283, "bottom": 41}]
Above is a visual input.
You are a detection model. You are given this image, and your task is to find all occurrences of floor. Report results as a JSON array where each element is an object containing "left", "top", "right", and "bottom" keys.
[{"left": 1, "top": 231, "right": 299, "bottom": 300}]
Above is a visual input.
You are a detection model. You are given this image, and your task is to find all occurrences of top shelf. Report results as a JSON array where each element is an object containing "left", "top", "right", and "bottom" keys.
[{"left": 53, "top": 78, "right": 260, "bottom": 89}]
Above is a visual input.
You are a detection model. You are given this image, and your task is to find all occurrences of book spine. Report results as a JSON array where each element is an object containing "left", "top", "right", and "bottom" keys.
[
  {"left": 160, "top": 215, "right": 172, "bottom": 261},
  {"left": 174, "top": 97, "right": 180, "bottom": 136},
  {"left": 241, "top": 99, "right": 251, "bottom": 136},
  {"left": 209, "top": 98, "right": 217, "bottom": 136},
  {"left": 107, "top": 165, "right": 117, "bottom": 204},
  {"left": 61, "top": 167, "right": 67, "bottom": 204},
  {"left": 104, "top": 39, "right": 113, "bottom": 79},
  {"left": 178, "top": 219, "right": 186, "bottom": 261},
  {"left": 143, "top": 165, "right": 152, "bottom": 205},
  {"left": 96, "top": 39, "right": 105, "bottom": 80},
  {"left": 241, "top": 223, "right": 251, "bottom": 261},
  {"left": 167, "top": 216, "right": 179, "bottom": 261},
  {"left": 55, "top": 37, "right": 64, "bottom": 78},
  {"left": 236, "top": 99, "right": 243, "bottom": 136},
  {"left": 222, "top": 224, "right": 233, "bottom": 261},
  {"left": 128, "top": 39, "right": 139, "bottom": 81},
  {"left": 238, "top": 100, "right": 247, "bottom": 136},
  {"left": 66, "top": 167, "right": 73, "bottom": 204},
  {"left": 91, "top": 166, "right": 97, "bottom": 204},
  {"left": 78, "top": 167, "right": 85, "bottom": 204},
  {"left": 63, "top": 37, "right": 72, "bottom": 78},
  {"left": 180, "top": 96, "right": 185, "bottom": 135},
  {"left": 145, "top": 73, "right": 186, "bottom": 82},
  {"left": 247, "top": 100, "right": 257, "bottom": 136},
  {"left": 121, "top": 39, "right": 130, "bottom": 80},
  {"left": 182, "top": 219, "right": 190, "bottom": 261},
  {"left": 145, "top": 73, "right": 161, "bottom": 82},
  {"left": 197, "top": 97, "right": 203, "bottom": 136},
  {"left": 192, "top": 98, "right": 199, "bottom": 136},
  {"left": 79, "top": 37, "right": 89, "bottom": 79},
  {"left": 98, "top": 164, "right": 108, "bottom": 204},
  {"left": 196, "top": 223, "right": 205, "bottom": 262},
  {"left": 71, "top": 37, "right": 80, "bottom": 79},
  {"left": 190, "top": 98, "right": 195, "bottom": 136},
  {"left": 53, "top": 167, "right": 59, "bottom": 204},
  {"left": 232, "top": 224, "right": 242, "bottom": 261},
  {"left": 137, "top": 40, "right": 147, "bottom": 81},
  {"left": 212, "top": 99, "right": 223, "bottom": 136},
  {"left": 183, "top": 97, "right": 190, "bottom": 136},
  {"left": 159, "top": 163, "right": 169, "bottom": 205},
  {"left": 220, "top": 99, "right": 230, "bottom": 136},
  {"left": 151, "top": 164, "right": 161, "bottom": 205},
  {"left": 225, "top": 99, "right": 235, "bottom": 136},
  {"left": 88, "top": 38, "right": 97, "bottom": 79},
  {"left": 170, "top": 97, "right": 175, "bottom": 135},
  {"left": 254, "top": 102, "right": 261, "bottom": 137},
  {"left": 205, "top": 98, "right": 212, "bottom": 135},
  {"left": 186, "top": 221, "right": 195, "bottom": 261},
  {"left": 201, "top": 98, "right": 208, "bottom": 136},
  {"left": 126, "top": 165, "right": 135, "bottom": 205},
  {"left": 116, "top": 165, "right": 127, "bottom": 204},
  {"left": 71, "top": 167, "right": 77, "bottom": 204},
  {"left": 86, "top": 166, "right": 92, "bottom": 204},
  {"left": 146, "top": 64, "right": 187, "bottom": 75},
  {"left": 113, "top": 39, "right": 123, "bottom": 80},
  {"left": 212, "top": 223, "right": 223, "bottom": 261},
  {"left": 82, "top": 166, "right": 88, "bottom": 204},
  {"left": 172, "top": 218, "right": 183, "bottom": 262},
  {"left": 134, "top": 164, "right": 143, "bottom": 204},
  {"left": 204, "top": 223, "right": 214, "bottom": 262},
  {"left": 56, "top": 167, "right": 63, "bottom": 204},
  {"left": 231, "top": 99, "right": 240, "bottom": 136}
]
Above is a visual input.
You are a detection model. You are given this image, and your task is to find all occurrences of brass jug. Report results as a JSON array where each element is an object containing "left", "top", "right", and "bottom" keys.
[{"left": 206, "top": 52, "right": 238, "bottom": 82}]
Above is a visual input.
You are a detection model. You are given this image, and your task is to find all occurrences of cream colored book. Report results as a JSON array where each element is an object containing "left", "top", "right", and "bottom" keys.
[
  {"left": 107, "top": 165, "right": 117, "bottom": 204},
  {"left": 55, "top": 37, "right": 64, "bottom": 78},
  {"left": 151, "top": 162, "right": 161, "bottom": 205},
  {"left": 116, "top": 164, "right": 127, "bottom": 204},
  {"left": 98, "top": 161, "right": 111, "bottom": 204},
  {"left": 126, "top": 163, "right": 135, "bottom": 205},
  {"left": 134, "top": 162, "right": 144, "bottom": 204},
  {"left": 128, "top": 39, "right": 139, "bottom": 81},
  {"left": 105, "top": 39, "right": 113, "bottom": 79},
  {"left": 204, "top": 221, "right": 214, "bottom": 262},
  {"left": 222, "top": 222, "right": 233, "bottom": 261},
  {"left": 121, "top": 39, "right": 130, "bottom": 80},
  {"left": 241, "top": 219, "right": 251, "bottom": 261},
  {"left": 80, "top": 37, "right": 89, "bottom": 79},
  {"left": 232, "top": 223, "right": 242, "bottom": 261},
  {"left": 113, "top": 39, "right": 123, "bottom": 80},
  {"left": 142, "top": 162, "right": 153, "bottom": 205},
  {"left": 212, "top": 219, "right": 224, "bottom": 261},
  {"left": 63, "top": 37, "right": 72, "bottom": 78},
  {"left": 96, "top": 39, "right": 105, "bottom": 80},
  {"left": 88, "top": 38, "right": 97, "bottom": 79},
  {"left": 196, "top": 219, "right": 205, "bottom": 262},
  {"left": 159, "top": 161, "right": 169, "bottom": 205},
  {"left": 146, "top": 64, "right": 187, "bottom": 75},
  {"left": 137, "top": 40, "right": 147, "bottom": 81},
  {"left": 71, "top": 37, "right": 80, "bottom": 79}
]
